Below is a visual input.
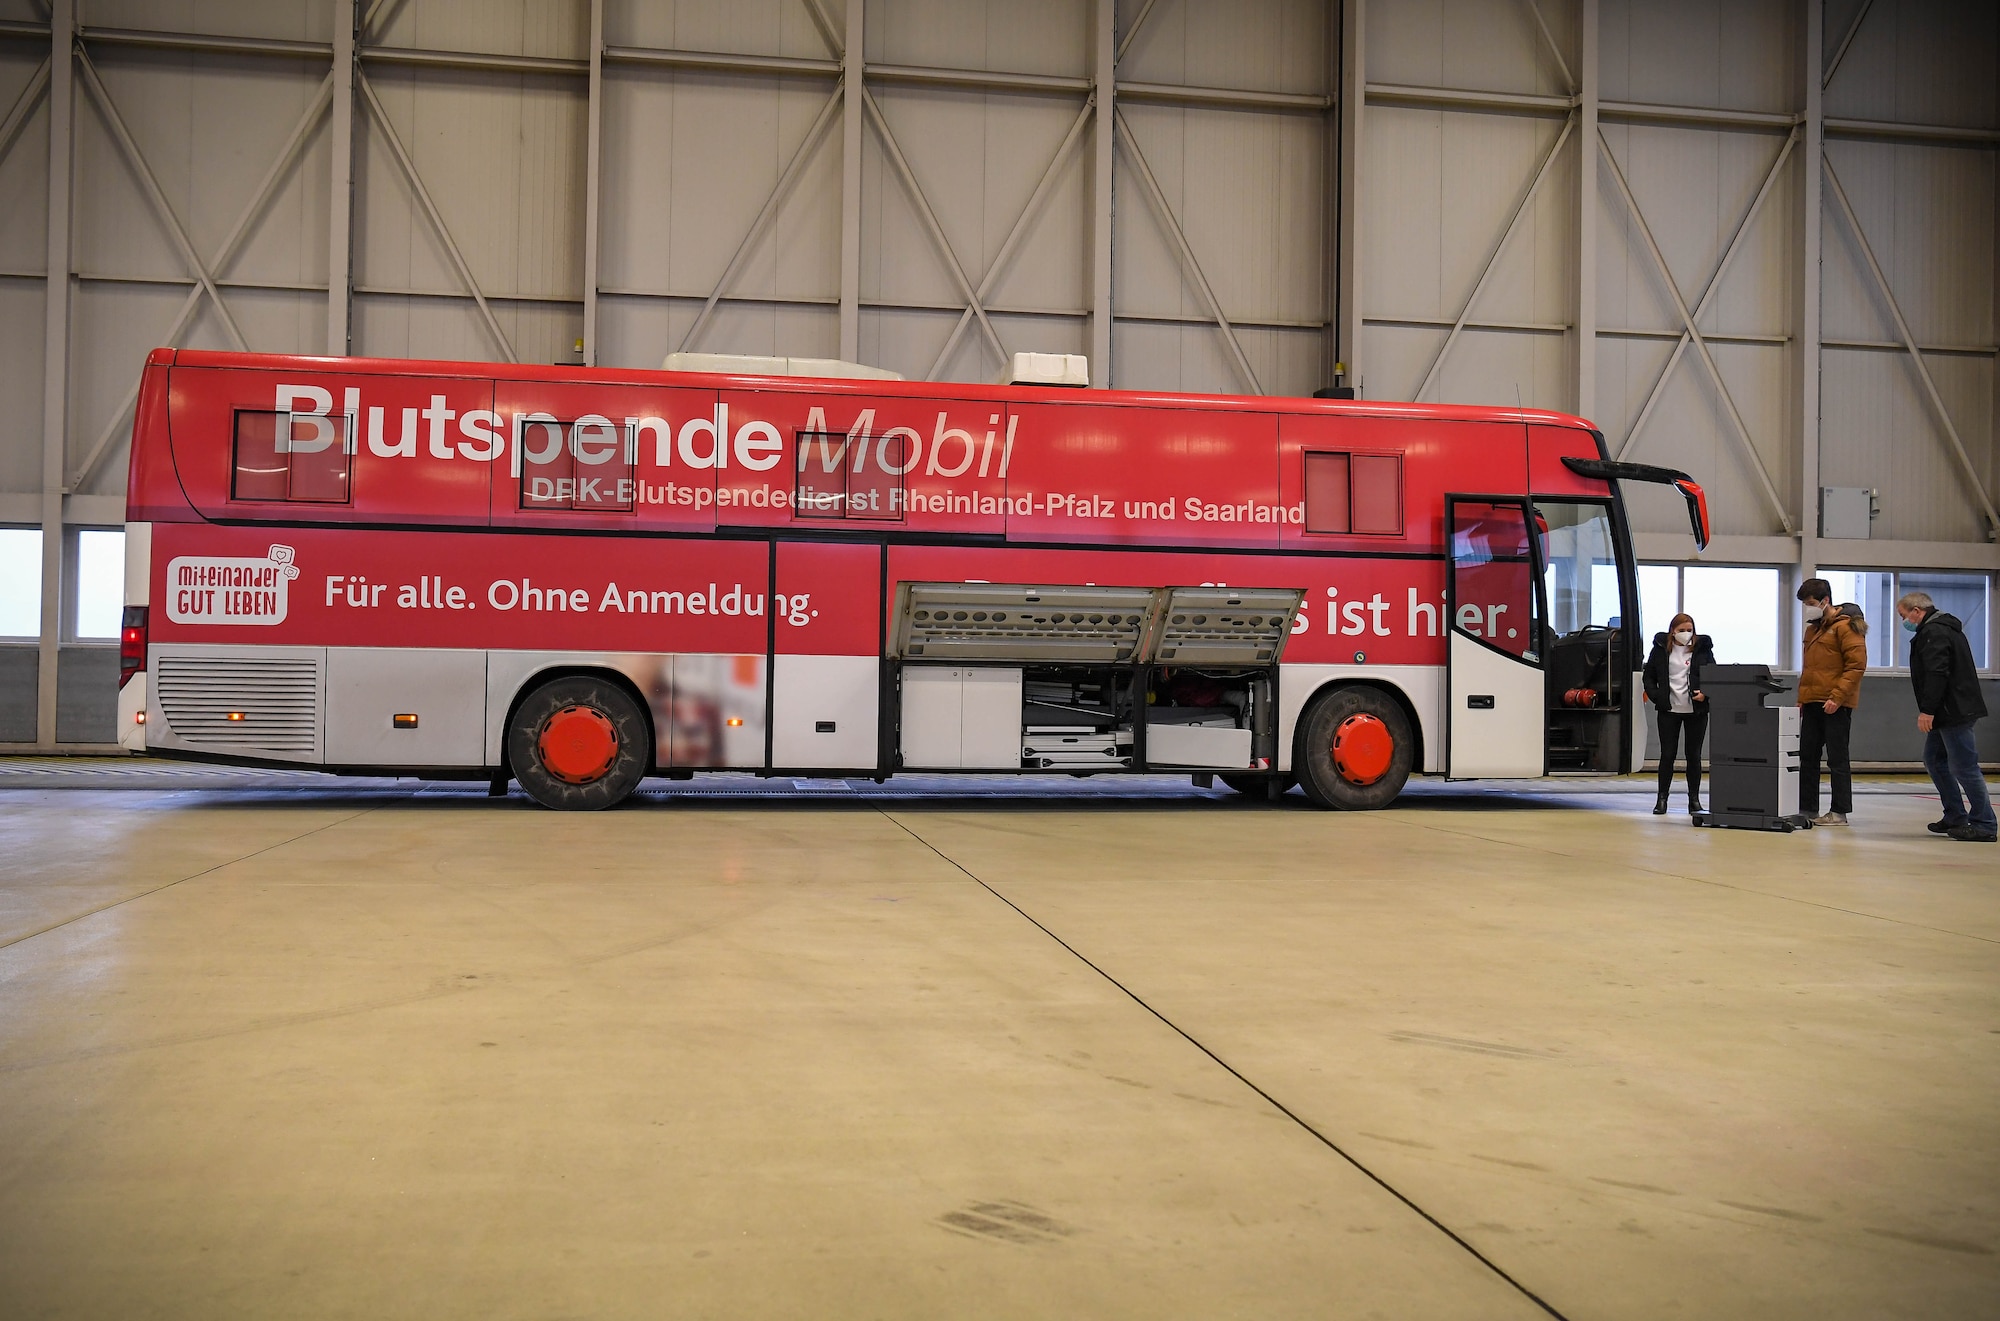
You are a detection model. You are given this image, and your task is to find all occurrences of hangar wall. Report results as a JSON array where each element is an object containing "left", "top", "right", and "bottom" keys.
[
  {"left": 1350, "top": 0, "right": 1997, "bottom": 587},
  {"left": 0, "top": 0, "right": 1994, "bottom": 752}
]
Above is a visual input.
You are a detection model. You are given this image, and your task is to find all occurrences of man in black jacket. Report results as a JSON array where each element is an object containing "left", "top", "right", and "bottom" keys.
[{"left": 1896, "top": 591, "right": 1994, "bottom": 843}]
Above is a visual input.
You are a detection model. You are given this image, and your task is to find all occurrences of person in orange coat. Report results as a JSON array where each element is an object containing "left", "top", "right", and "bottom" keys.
[{"left": 1796, "top": 577, "right": 1868, "bottom": 825}]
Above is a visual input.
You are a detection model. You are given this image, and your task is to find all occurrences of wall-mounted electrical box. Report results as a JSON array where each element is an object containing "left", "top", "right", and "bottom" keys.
[{"left": 1820, "top": 486, "right": 1876, "bottom": 540}]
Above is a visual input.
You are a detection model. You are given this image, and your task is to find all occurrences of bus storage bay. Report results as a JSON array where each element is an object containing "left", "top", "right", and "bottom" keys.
[{"left": 118, "top": 348, "right": 1708, "bottom": 810}]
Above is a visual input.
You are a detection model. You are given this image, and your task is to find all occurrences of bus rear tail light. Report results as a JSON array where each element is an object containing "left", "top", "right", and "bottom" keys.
[{"left": 119, "top": 606, "right": 148, "bottom": 689}]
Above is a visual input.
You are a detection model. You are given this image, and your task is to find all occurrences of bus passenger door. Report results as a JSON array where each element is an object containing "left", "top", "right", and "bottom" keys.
[
  {"left": 1446, "top": 498, "right": 1546, "bottom": 778},
  {"left": 771, "top": 541, "right": 883, "bottom": 771}
]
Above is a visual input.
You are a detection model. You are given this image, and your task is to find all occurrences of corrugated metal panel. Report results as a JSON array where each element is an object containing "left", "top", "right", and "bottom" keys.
[
  {"left": 1600, "top": 0, "right": 1796, "bottom": 114},
  {"left": 872, "top": 0, "right": 1088, "bottom": 77},
  {"left": 370, "top": 0, "right": 589, "bottom": 63},
  {"left": 1364, "top": 0, "right": 1569, "bottom": 98},
  {"left": 1824, "top": 0, "right": 1999, "bottom": 128},
  {"left": 1120, "top": 0, "right": 1326, "bottom": 98},
  {"left": 608, "top": 0, "right": 838, "bottom": 62},
  {"left": 1821, "top": 346, "right": 1993, "bottom": 542}
]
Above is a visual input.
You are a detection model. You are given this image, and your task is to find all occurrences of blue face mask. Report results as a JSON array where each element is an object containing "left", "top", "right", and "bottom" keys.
[{"left": 1901, "top": 617, "right": 1919, "bottom": 634}]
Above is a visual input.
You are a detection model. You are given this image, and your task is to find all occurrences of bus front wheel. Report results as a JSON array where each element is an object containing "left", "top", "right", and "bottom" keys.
[
  {"left": 508, "top": 676, "right": 650, "bottom": 811},
  {"left": 1296, "top": 685, "right": 1413, "bottom": 810}
]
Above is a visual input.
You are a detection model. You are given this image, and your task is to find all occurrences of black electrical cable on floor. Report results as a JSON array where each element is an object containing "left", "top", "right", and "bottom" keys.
[{"left": 880, "top": 810, "right": 1573, "bottom": 1321}]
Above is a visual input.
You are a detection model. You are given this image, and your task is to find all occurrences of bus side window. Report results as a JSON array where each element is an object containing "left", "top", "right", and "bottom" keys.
[
  {"left": 793, "top": 430, "right": 904, "bottom": 522},
  {"left": 232, "top": 410, "right": 351, "bottom": 503},
  {"left": 1303, "top": 452, "right": 1350, "bottom": 533},
  {"left": 517, "top": 416, "right": 634, "bottom": 513},
  {"left": 1304, "top": 451, "right": 1402, "bottom": 536}
]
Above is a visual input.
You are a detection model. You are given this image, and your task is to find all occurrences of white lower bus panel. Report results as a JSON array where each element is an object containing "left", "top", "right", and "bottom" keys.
[
  {"left": 326, "top": 647, "right": 487, "bottom": 767},
  {"left": 772, "top": 654, "right": 878, "bottom": 769}
]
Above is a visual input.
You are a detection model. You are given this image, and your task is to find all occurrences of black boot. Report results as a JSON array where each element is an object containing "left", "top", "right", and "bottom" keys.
[
  {"left": 1687, "top": 784, "right": 1704, "bottom": 815},
  {"left": 1653, "top": 788, "right": 1669, "bottom": 815}
]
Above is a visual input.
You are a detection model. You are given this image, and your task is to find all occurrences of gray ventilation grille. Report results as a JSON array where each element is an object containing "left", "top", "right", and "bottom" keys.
[
  {"left": 156, "top": 654, "right": 320, "bottom": 753},
  {"left": 892, "top": 584, "right": 1161, "bottom": 662},
  {"left": 892, "top": 582, "right": 1304, "bottom": 665},
  {"left": 1153, "top": 588, "right": 1305, "bottom": 665}
]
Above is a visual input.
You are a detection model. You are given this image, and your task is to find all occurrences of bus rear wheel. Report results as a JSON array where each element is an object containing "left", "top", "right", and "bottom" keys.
[
  {"left": 508, "top": 676, "right": 650, "bottom": 811},
  {"left": 1295, "top": 685, "right": 1413, "bottom": 810}
]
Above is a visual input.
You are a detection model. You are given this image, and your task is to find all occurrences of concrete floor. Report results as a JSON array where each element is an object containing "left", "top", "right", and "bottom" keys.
[{"left": 0, "top": 766, "right": 1995, "bottom": 1320}]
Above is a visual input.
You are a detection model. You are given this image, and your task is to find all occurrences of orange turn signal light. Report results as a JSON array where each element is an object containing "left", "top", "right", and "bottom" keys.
[
  {"left": 393, "top": 714, "right": 419, "bottom": 729},
  {"left": 726, "top": 717, "right": 744, "bottom": 727}
]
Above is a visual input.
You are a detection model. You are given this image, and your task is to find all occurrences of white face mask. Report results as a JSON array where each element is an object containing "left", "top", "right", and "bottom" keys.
[
  {"left": 1673, "top": 630, "right": 1693, "bottom": 645},
  {"left": 1803, "top": 604, "right": 1824, "bottom": 622}
]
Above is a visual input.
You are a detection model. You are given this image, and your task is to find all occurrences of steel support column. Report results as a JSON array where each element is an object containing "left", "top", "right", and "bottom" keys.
[
  {"left": 36, "top": 0, "right": 72, "bottom": 750},
  {"left": 1798, "top": 0, "right": 1825, "bottom": 589},
  {"left": 327, "top": 0, "right": 355, "bottom": 355},
  {"left": 1089, "top": 0, "right": 1114, "bottom": 386},
  {"left": 1336, "top": 0, "right": 1363, "bottom": 393},
  {"left": 1576, "top": 0, "right": 1597, "bottom": 420},
  {"left": 838, "top": 0, "right": 862, "bottom": 361},
  {"left": 581, "top": 0, "right": 602, "bottom": 365}
]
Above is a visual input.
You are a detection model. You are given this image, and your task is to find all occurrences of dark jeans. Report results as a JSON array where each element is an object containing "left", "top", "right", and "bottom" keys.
[
  {"left": 1656, "top": 708, "right": 1707, "bottom": 800},
  {"left": 1924, "top": 722, "right": 1996, "bottom": 834},
  {"left": 1798, "top": 703, "right": 1853, "bottom": 815}
]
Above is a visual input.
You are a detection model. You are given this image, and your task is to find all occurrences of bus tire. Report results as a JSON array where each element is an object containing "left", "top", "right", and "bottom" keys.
[
  {"left": 1295, "top": 685, "right": 1413, "bottom": 811},
  {"left": 508, "top": 676, "right": 650, "bottom": 811}
]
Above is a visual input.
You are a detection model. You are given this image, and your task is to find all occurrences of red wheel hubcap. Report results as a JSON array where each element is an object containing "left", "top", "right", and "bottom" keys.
[
  {"left": 538, "top": 705, "right": 619, "bottom": 784},
  {"left": 1331, "top": 713, "right": 1394, "bottom": 785}
]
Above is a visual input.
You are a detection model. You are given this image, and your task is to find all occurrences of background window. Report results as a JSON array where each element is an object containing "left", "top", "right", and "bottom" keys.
[
  {"left": 1682, "top": 566, "right": 1779, "bottom": 665},
  {"left": 1639, "top": 563, "right": 1780, "bottom": 666},
  {"left": 1637, "top": 563, "right": 1679, "bottom": 642},
  {"left": 1818, "top": 570, "right": 1895, "bottom": 667},
  {"left": 1895, "top": 570, "right": 1988, "bottom": 669},
  {"left": 75, "top": 530, "right": 124, "bottom": 640},
  {"left": 0, "top": 528, "right": 40, "bottom": 637}
]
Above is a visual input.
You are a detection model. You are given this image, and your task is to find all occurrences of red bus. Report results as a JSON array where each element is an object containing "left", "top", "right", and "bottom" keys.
[{"left": 116, "top": 347, "right": 1708, "bottom": 810}]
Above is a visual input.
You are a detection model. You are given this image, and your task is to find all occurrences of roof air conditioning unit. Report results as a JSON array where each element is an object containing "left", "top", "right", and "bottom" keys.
[{"left": 1003, "top": 351, "right": 1089, "bottom": 388}]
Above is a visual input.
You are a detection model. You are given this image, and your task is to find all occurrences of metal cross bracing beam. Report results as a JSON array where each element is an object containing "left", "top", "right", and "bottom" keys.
[
  {"left": 75, "top": 50, "right": 250, "bottom": 354},
  {"left": 355, "top": 66, "right": 516, "bottom": 364},
  {"left": 676, "top": 79, "right": 846, "bottom": 355},
  {"left": 1822, "top": 153, "right": 2000, "bottom": 541},
  {"left": 1112, "top": 105, "right": 1262, "bottom": 396},
  {"left": 1614, "top": 126, "right": 1799, "bottom": 463},
  {"left": 1596, "top": 126, "right": 1795, "bottom": 535},
  {"left": 1412, "top": 110, "right": 1575, "bottom": 403},
  {"left": 1521, "top": 0, "right": 1573, "bottom": 94},
  {"left": 860, "top": 83, "right": 1010, "bottom": 372},
  {"left": 0, "top": 55, "right": 50, "bottom": 161},
  {"left": 926, "top": 95, "right": 1095, "bottom": 382},
  {"left": 1822, "top": 0, "right": 1877, "bottom": 91},
  {"left": 69, "top": 72, "right": 336, "bottom": 493}
]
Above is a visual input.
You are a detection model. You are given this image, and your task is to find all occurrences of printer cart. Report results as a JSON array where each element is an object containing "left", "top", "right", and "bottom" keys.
[{"left": 1697, "top": 664, "right": 1808, "bottom": 832}]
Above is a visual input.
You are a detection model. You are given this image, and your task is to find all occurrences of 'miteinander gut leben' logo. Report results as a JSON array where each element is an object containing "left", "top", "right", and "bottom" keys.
[{"left": 166, "top": 544, "right": 299, "bottom": 625}]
